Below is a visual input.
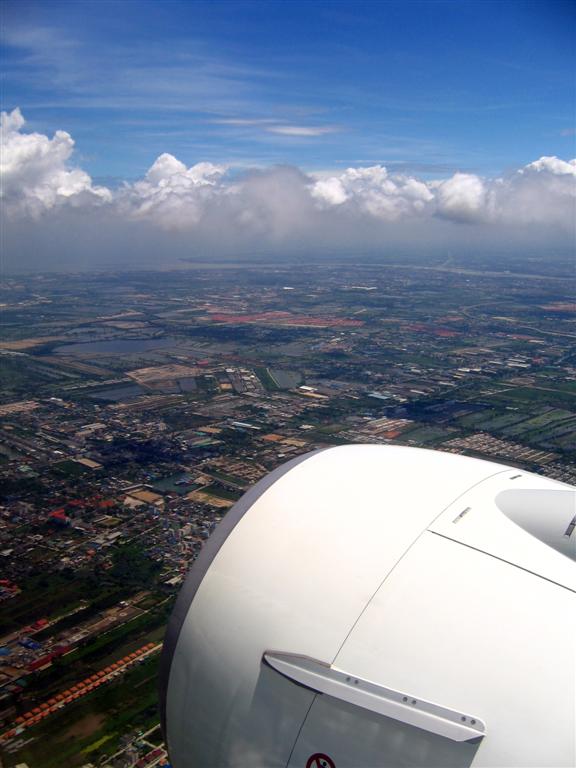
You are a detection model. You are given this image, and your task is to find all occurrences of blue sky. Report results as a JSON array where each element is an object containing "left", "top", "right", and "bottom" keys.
[{"left": 2, "top": 0, "right": 575, "bottom": 182}]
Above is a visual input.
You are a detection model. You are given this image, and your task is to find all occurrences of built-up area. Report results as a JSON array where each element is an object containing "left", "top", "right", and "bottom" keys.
[{"left": 0, "top": 259, "right": 575, "bottom": 767}]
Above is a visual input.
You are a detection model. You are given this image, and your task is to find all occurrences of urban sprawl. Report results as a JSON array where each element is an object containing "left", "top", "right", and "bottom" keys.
[{"left": 0, "top": 258, "right": 575, "bottom": 768}]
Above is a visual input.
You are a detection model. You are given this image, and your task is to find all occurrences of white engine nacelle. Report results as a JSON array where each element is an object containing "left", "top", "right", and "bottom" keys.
[{"left": 160, "top": 445, "right": 576, "bottom": 768}]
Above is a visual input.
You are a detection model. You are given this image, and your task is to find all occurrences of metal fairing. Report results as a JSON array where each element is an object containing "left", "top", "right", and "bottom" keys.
[
  {"left": 158, "top": 449, "right": 325, "bottom": 740},
  {"left": 161, "top": 445, "right": 576, "bottom": 768}
]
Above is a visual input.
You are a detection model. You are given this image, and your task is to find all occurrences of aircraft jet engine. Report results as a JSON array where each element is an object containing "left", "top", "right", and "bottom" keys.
[{"left": 160, "top": 445, "right": 576, "bottom": 768}]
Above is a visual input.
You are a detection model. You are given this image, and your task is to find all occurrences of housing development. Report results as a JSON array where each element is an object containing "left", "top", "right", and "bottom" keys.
[{"left": 0, "top": 257, "right": 575, "bottom": 767}]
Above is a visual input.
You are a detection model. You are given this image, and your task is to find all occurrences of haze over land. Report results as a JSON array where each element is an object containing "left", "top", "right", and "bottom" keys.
[
  {"left": 2, "top": 107, "right": 575, "bottom": 270},
  {"left": 1, "top": 1, "right": 575, "bottom": 270}
]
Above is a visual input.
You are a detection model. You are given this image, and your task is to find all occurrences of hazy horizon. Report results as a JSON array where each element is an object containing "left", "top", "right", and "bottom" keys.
[{"left": 2, "top": 1, "right": 575, "bottom": 272}]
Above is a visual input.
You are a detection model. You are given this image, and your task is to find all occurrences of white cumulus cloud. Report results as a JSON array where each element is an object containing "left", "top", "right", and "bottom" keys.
[
  {"left": 117, "top": 152, "right": 227, "bottom": 229},
  {"left": 312, "top": 166, "right": 434, "bottom": 220},
  {"left": 497, "top": 155, "right": 576, "bottom": 227},
  {"left": 434, "top": 173, "right": 489, "bottom": 223},
  {"left": 0, "top": 108, "right": 111, "bottom": 217},
  {"left": 1, "top": 108, "right": 575, "bottom": 268},
  {"left": 522, "top": 156, "right": 576, "bottom": 176}
]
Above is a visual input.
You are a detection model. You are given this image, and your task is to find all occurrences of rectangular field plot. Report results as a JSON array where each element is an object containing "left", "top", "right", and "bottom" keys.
[{"left": 488, "top": 386, "right": 576, "bottom": 408}]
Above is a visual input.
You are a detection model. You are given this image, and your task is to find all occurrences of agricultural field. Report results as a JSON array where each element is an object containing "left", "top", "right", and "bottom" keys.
[
  {"left": 401, "top": 425, "right": 457, "bottom": 445},
  {"left": 454, "top": 405, "right": 576, "bottom": 453},
  {"left": 4, "top": 655, "right": 160, "bottom": 768},
  {"left": 1, "top": 262, "right": 576, "bottom": 766},
  {"left": 488, "top": 385, "right": 576, "bottom": 408}
]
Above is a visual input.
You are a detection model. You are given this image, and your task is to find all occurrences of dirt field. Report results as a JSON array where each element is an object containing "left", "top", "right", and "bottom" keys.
[
  {"left": 127, "top": 363, "right": 200, "bottom": 384},
  {"left": 0, "top": 337, "right": 63, "bottom": 350},
  {"left": 63, "top": 712, "right": 106, "bottom": 740}
]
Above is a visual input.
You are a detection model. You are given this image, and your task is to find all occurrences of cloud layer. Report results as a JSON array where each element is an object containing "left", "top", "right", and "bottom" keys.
[
  {"left": 1, "top": 109, "right": 574, "bottom": 268},
  {"left": 0, "top": 108, "right": 111, "bottom": 217}
]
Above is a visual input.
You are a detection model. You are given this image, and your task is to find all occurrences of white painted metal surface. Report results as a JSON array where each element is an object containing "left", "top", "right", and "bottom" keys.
[
  {"left": 264, "top": 651, "right": 486, "bottom": 741},
  {"left": 496, "top": 487, "right": 576, "bottom": 560},
  {"left": 428, "top": 470, "right": 576, "bottom": 590},
  {"left": 317, "top": 532, "right": 575, "bottom": 768},
  {"left": 161, "top": 445, "right": 576, "bottom": 768}
]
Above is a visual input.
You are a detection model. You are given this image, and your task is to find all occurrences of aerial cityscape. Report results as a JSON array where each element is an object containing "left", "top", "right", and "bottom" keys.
[
  {"left": 1, "top": 0, "right": 574, "bottom": 766},
  {"left": 0, "top": 254, "right": 574, "bottom": 766}
]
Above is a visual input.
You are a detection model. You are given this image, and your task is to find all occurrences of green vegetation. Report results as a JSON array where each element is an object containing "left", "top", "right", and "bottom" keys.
[
  {"left": 268, "top": 369, "right": 302, "bottom": 388},
  {"left": 51, "top": 460, "right": 91, "bottom": 478},
  {"left": 59, "top": 605, "right": 169, "bottom": 668},
  {"left": 0, "top": 357, "right": 77, "bottom": 401},
  {"left": 488, "top": 386, "right": 576, "bottom": 407},
  {"left": 203, "top": 469, "right": 247, "bottom": 487},
  {"left": 503, "top": 409, "right": 573, "bottom": 437},
  {"left": 0, "top": 358, "right": 35, "bottom": 391},
  {"left": 202, "top": 483, "right": 242, "bottom": 502},
  {"left": 17, "top": 603, "right": 171, "bottom": 716},
  {"left": 463, "top": 411, "right": 527, "bottom": 430},
  {"left": 456, "top": 409, "right": 499, "bottom": 427},
  {"left": 1, "top": 263, "right": 576, "bottom": 768},
  {"left": 451, "top": 404, "right": 576, "bottom": 453},
  {"left": 195, "top": 375, "right": 220, "bottom": 395},
  {"left": 0, "top": 475, "right": 45, "bottom": 500},
  {"left": 110, "top": 543, "right": 160, "bottom": 587},
  {"left": 316, "top": 423, "right": 346, "bottom": 434},
  {"left": 401, "top": 425, "right": 456, "bottom": 445},
  {"left": 0, "top": 573, "right": 108, "bottom": 635},
  {"left": 254, "top": 366, "right": 279, "bottom": 391},
  {"left": 5, "top": 656, "right": 161, "bottom": 768}
]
